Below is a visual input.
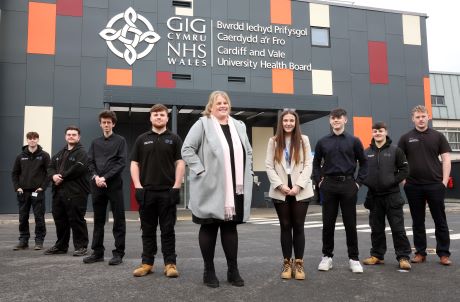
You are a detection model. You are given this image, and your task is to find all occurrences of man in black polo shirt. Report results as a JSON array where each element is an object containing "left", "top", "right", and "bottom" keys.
[
  {"left": 130, "top": 104, "right": 185, "bottom": 278},
  {"left": 398, "top": 105, "right": 452, "bottom": 266},
  {"left": 313, "top": 108, "right": 368, "bottom": 273},
  {"left": 83, "top": 110, "right": 127, "bottom": 266}
]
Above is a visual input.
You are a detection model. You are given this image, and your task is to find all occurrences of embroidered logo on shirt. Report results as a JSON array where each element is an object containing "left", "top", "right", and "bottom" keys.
[
  {"left": 367, "top": 154, "right": 375, "bottom": 158},
  {"left": 164, "top": 139, "right": 173, "bottom": 145},
  {"left": 408, "top": 138, "right": 419, "bottom": 143},
  {"left": 144, "top": 141, "right": 153, "bottom": 145}
]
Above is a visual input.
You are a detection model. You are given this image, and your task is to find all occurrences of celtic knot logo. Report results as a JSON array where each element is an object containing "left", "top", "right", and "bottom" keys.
[{"left": 99, "top": 7, "right": 161, "bottom": 65}]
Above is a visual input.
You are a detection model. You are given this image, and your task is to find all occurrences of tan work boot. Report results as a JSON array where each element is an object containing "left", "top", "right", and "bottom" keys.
[
  {"left": 280, "top": 258, "right": 292, "bottom": 279},
  {"left": 164, "top": 264, "right": 179, "bottom": 278},
  {"left": 399, "top": 258, "right": 411, "bottom": 270},
  {"left": 133, "top": 264, "right": 153, "bottom": 277},
  {"left": 294, "top": 259, "right": 305, "bottom": 280},
  {"left": 363, "top": 256, "right": 384, "bottom": 265}
]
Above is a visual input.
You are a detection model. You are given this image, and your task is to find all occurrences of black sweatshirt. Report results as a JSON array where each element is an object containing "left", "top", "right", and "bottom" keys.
[{"left": 12, "top": 145, "right": 50, "bottom": 191}]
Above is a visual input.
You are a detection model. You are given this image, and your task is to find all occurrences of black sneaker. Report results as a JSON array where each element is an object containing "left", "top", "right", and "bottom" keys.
[
  {"left": 13, "top": 241, "right": 28, "bottom": 250},
  {"left": 83, "top": 253, "right": 104, "bottom": 264},
  {"left": 44, "top": 246, "right": 68, "bottom": 255},
  {"left": 73, "top": 248, "right": 88, "bottom": 257},
  {"left": 108, "top": 255, "right": 123, "bottom": 266}
]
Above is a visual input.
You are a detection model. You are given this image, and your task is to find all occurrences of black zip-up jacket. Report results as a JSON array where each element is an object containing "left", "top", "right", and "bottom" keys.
[
  {"left": 48, "top": 142, "right": 90, "bottom": 198},
  {"left": 12, "top": 145, "right": 50, "bottom": 191},
  {"left": 362, "top": 137, "right": 409, "bottom": 196}
]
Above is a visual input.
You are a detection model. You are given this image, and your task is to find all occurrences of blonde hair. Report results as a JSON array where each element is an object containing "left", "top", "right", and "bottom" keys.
[
  {"left": 202, "top": 91, "right": 232, "bottom": 117},
  {"left": 411, "top": 105, "right": 428, "bottom": 116}
]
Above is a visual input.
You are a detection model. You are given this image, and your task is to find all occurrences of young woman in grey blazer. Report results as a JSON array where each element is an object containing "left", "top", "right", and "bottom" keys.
[
  {"left": 182, "top": 91, "right": 253, "bottom": 288},
  {"left": 265, "top": 109, "right": 314, "bottom": 280}
]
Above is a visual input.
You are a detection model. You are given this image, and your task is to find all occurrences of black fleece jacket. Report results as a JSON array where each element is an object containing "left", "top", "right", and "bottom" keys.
[
  {"left": 48, "top": 142, "right": 90, "bottom": 198},
  {"left": 362, "top": 137, "right": 409, "bottom": 196},
  {"left": 11, "top": 145, "right": 50, "bottom": 191}
]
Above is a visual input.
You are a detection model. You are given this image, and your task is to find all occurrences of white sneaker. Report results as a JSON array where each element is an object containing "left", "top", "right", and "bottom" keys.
[
  {"left": 349, "top": 259, "right": 364, "bottom": 273},
  {"left": 318, "top": 256, "right": 333, "bottom": 271}
]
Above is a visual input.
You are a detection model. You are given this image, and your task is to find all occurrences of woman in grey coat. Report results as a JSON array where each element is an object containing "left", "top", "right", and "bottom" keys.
[{"left": 181, "top": 91, "right": 253, "bottom": 288}]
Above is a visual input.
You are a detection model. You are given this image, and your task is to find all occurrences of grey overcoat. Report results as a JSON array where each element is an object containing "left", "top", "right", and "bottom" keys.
[{"left": 181, "top": 116, "right": 253, "bottom": 221}]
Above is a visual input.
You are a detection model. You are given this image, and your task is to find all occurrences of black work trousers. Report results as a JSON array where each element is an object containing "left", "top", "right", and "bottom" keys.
[
  {"left": 90, "top": 176, "right": 126, "bottom": 257},
  {"left": 404, "top": 183, "right": 450, "bottom": 257},
  {"left": 320, "top": 177, "right": 359, "bottom": 260},
  {"left": 367, "top": 193, "right": 411, "bottom": 261},
  {"left": 138, "top": 189, "right": 177, "bottom": 265},
  {"left": 17, "top": 191, "right": 46, "bottom": 243},
  {"left": 52, "top": 190, "right": 89, "bottom": 250}
]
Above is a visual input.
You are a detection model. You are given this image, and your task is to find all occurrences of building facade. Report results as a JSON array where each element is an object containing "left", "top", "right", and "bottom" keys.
[{"left": 0, "top": 0, "right": 430, "bottom": 213}]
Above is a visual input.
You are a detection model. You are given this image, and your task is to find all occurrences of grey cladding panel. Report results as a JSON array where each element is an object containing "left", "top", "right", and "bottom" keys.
[
  {"left": 79, "top": 107, "right": 104, "bottom": 148},
  {"left": 0, "top": 172, "right": 19, "bottom": 213},
  {"left": 250, "top": 0, "right": 269, "bottom": 25},
  {"left": 0, "top": 63, "right": 26, "bottom": 117},
  {"left": 108, "top": 0, "right": 134, "bottom": 14},
  {"left": 174, "top": 65, "right": 194, "bottom": 89},
  {"left": 0, "top": 11, "right": 27, "bottom": 64},
  {"left": 193, "top": 67, "right": 211, "bottom": 90},
  {"left": 26, "top": 55, "right": 54, "bottom": 106},
  {"left": 330, "top": 6, "right": 349, "bottom": 39},
  {"left": 250, "top": 76, "right": 270, "bottom": 93},
  {"left": 420, "top": 18, "right": 429, "bottom": 75},
  {"left": 294, "top": 78, "right": 311, "bottom": 96},
  {"left": 385, "top": 13, "right": 402, "bottom": 35},
  {"left": 348, "top": 8, "right": 366, "bottom": 32},
  {"left": 404, "top": 46, "right": 422, "bottom": 86},
  {"left": 0, "top": 116, "right": 24, "bottom": 170},
  {"left": 194, "top": 0, "right": 211, "bottom": 18},
  {"left": 55, "top": 16, "right": 82, "bottom": 67},
  {"left": 0, "top": 0, "right": 28, "bottom": 11},
  {"left": 370, "top": 85, "right": 390, "bottom": 123},
  {"left": 349, "top": 31, "right": 368, "bottom": 74},
  {"left": 390, "top": 117, "right": 411, "bottom": 142},
  {"left": 54, "top": 66, "right": 80, "bottom": 118},
  {"left": 211, "top": 74, "right": 228, "bottom": 91},
  {"left": 52, "top": 117, "right": 80, "bottom": 154},
  {"left": 311, "top": 47, "right": 331, "bottom": 70},
  {"left": 134, "top": 0, "right": 157, "bottom": 13},
  {"left": 331, "top": 38, "right": 351, "bottom": 82},
  {"left": 80, "top": 57, "right": 106, "bottom": 108},
  {"left": 367, "top": 11, "right": 385, "bottom": 41},
  {"left": 333, "top": 81, "right": 353, "bottom": 112},
  {"left": 157, "top": 0, "right": 173, "bottom": 20},
  {"left": 388, "top": 76, "right": 408, "bottom": 118},
  {"left": 291, "top": 1, "right": 308, "bottom": 29},
  {"left": 84, "top": 0, "right": 109, "bottom": 8},
  {"left": 133, "top": 60, "right": 156, "bottom": 87},
  {"left": 351, "top": 74, "right": 370, "bottom": 116},
  {"left": 211, "top": 0, "right": 227, "bottom": 19},
  {"left": 406, "top": 85, "right": 424, "bottom": 109},
  {"left": 82, "top": 7, "right": 108, "bottom": 58},
  {"left": 228, "top": 0, "right": 249, "bottom": 21},
  {"left": 386, "top": 34, "right": 404, "bottom": 76}
]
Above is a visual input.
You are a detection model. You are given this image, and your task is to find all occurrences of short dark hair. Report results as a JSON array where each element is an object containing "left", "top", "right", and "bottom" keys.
[
  {"left": 65, "top": 125, "right": 80, "bottom": 135},
  {"left": 372, "top": 121, "right": 388, "bottom": 130},
  {"left": 99, "top": 110, "right": 117, "bottom": 123},
  {"left": 26, "top": 131, "right": 39, "bottom": 139},
  {"left": 329, "top": 108, "right": 347, "bottom": 118},
  {"left": 150, "top": 104, "right": 168, "bottom": 113}
]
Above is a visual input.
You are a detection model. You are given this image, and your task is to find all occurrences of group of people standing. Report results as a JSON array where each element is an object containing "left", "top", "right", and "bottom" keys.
[{"left": 11, "top": 90, "right": 452, "bottom": 288}]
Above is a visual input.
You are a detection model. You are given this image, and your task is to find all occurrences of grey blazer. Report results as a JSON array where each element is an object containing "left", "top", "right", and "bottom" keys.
[{"left": 181, "top": 116, "right": 253, "bottom": 221}]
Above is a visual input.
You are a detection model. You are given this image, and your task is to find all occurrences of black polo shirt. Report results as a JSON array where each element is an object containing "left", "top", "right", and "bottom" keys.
[
  {"left": 130, "top": 129, "right": 182, "bottom": 190},
  {"left": 312, "top": 131, "right": 368, "bottom": 185},
  {"left": 398, "top": 127, "right": 451, "bottom": 185},
  {"left": 88, "top": 133, "right": 127, "bottom": 180}
]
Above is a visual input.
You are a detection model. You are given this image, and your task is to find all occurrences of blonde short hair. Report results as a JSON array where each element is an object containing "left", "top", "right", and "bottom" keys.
[
  {"left": 202, "top": 91, "right": 232, "bottom": 117},
  {"left": 411, "top": 105, "right": 428, "bottom": 116}
]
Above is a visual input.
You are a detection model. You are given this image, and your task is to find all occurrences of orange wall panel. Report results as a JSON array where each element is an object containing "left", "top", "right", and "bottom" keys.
[
  {"left": 106, "top": 69, "right": 133, "bottom": 86},
  {"left": 353, "top": 116, "right": 373, "bottom": 148},
  {"left": 270, "top": 0, "right": 291, "bottom": 25},
  {"left": 27, "top": 2, "right": 56, "bottom": 55},
  {"left": 272, "top": 69, "right": 294, "bottom": 94},
  {"left": 423, "top": 77, "right": 433, "bottom": 119}
]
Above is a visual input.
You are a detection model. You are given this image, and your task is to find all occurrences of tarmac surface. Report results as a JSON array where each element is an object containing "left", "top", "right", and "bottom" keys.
[{"left": 1, "top": 204, "right": 460, "bottom": 302}]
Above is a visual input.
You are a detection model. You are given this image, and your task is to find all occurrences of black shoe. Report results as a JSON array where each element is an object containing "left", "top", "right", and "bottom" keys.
[
  {"left": 13, "top": 241, "right": 28, "bottom": 250},
  {"left": 73, "top": 248, "right": 88, "bottom": 257},
  {"left": 227, "top": 268, "right": 244, "bottom": 287},
  {"left": 83, "top": 253, "right": 104, "bottom": 264},
  {"left": 44, "top": 246, "right": 67, "bottom": 255},
  {"left": 34, "top": 242, "right": 43, "bottom": 250},
  {"left": 108, "top": 255, "right": 123, "bottom": 266},
  {"left": 203, "top": 270, "right": 219, "bottom": 288}
]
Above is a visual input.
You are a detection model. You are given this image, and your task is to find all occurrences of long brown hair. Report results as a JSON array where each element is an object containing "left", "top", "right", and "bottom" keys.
[{"left": 273, "top": 110, "right": 305, "bottom": 165}]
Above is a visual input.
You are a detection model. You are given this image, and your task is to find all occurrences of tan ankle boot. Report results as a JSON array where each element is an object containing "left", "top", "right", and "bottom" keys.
[
  {"left": 281, "top": 258, "right": 292, "bottom": 279},
  {"left": 294, "top": 259, "right": 305, "bottom": 280}
]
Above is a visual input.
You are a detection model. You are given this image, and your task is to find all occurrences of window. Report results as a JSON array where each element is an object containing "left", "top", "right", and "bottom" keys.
[
  {"left": 431, "top": 95, "right": 445, "bottom": 106},
  {"left": 435, "top": 128, "right": 460, "bottom": 151},
  {"left": 311, "top": 27, "right": 330, "bottom": 47}
]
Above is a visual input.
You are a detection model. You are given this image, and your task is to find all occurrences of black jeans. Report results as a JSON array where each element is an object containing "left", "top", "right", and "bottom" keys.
[
  {"left": 138, "top": 189, "right": 177, "bottom": 265},
  {"left": 90, "top": 176, "right": 126, "bottom": 257},
  {"left": 404, "top": 183, "right": 450, "bottom": 257},
  {"left": 52, "top": 190, "right": 89, "bottom": 250},
  {"left": 320, "top": 178, "right": 359, "bottom": 260},
  {"left": 17, "top": 191, "right": 46, "bottom": 243},
  {"left": 366, "top": 193, "right": 411, "bottom": 261}
]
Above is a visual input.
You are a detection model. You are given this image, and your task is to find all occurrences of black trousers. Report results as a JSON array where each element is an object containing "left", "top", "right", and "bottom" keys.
[
  {"left": 320, "top": 178, "right": 359, "bottom": 260},
  {"left": 52, "top": 190, "right": 89, "bottom": 250},
  {"left": 17, "top": 191, "right": 46, "bottom": 243},
  {"left": 404, "top": 183, "right": 450, "bottom": 257},
  {"left": 367, "top": 193, "right": 411, "bottom": 261},
  {"left": 139, "top": 189, "right": 177, "bottom": 265},
  {"left": 90, "top": 176, "right": 126, "bottom": 257}
]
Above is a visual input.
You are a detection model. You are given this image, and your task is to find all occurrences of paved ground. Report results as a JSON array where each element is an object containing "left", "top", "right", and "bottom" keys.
[{"left": 1, "top": 204, "right": 460, "bottom": 302}]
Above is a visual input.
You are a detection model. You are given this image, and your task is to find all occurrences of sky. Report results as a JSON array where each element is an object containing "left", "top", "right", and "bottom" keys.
[{"left": 346, "top": 0, "right": 460, "bottom": 73}]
